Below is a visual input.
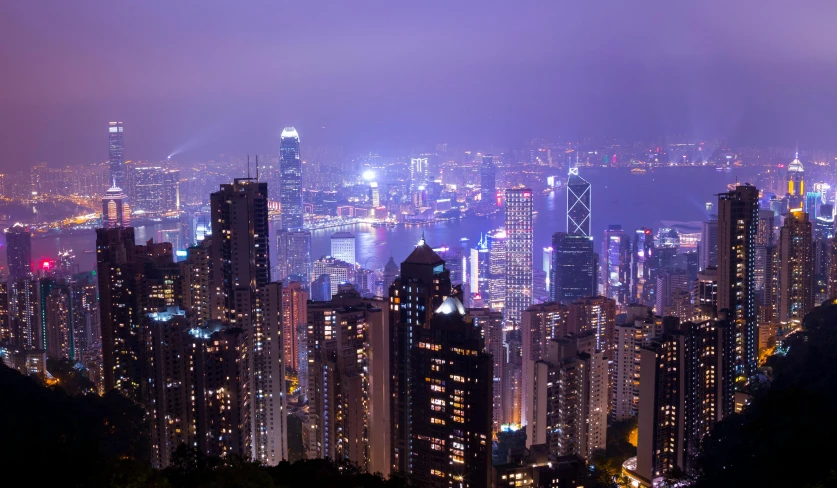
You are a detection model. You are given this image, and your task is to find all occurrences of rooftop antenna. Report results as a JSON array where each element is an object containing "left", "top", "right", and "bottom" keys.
[
  {"left": 247, "top": 154, "right": 251, "bottom": 179},
  {"left": 256, "top": 155, "right": 260, "bottom": 181}
]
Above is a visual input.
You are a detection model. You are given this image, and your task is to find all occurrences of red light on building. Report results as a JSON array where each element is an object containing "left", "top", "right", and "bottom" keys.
[{"left": 41, "top": 260, "right": 52, "bottom": 270}]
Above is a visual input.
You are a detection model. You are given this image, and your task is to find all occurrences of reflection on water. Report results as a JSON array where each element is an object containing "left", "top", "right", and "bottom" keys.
[{"left": 7, "top": 167, "right": 753, "bottom": 274}]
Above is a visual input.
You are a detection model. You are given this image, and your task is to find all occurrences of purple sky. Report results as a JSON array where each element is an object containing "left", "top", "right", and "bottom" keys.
[{"left": 2, "top": 0, "right": 837, "bottom": 168}]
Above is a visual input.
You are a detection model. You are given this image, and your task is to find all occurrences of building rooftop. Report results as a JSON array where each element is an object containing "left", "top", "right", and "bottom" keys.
[{"left": 403, "top": 235, "right": 444, "bottom": 265}]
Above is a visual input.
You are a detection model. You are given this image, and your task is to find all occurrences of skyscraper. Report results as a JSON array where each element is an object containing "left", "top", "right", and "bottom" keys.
[
  {"left": 505, "top": 188, "right": 534, "bottom": 326},
  {"left": 276, "top": 229, "right": 312, "bottom": 283},
  {"left": 480, "top": 155, "right": 497, "bottom": 205},
  {"left": 132, "top": 166, "right": 167, "bottom": 217},
  {"left": 210, "top": 178, "right": 286, "bottom": 465},
  {"left": 631, "top": 228, "right": 655, "bottom": 305},
  {"left": 566, "top": 168, "right": 591, "bottom": 236},
  {"left": 410, "top": 156, "right": 429, "bottom": 192},
  {"left": 717, "top": 185, "right": 759, "bottom": 377},
  {"left": 101, "top": 182, "right": 131, "bottom": 228},
  {"left": 778, "top": 209, "right": 814, "bottom": 329},
  {"left": 551, "top": 232, "right": 597, "bottom": 304},
  {"left": 699, "top": 219, "right": 718, "bottom": 271},
  {"left": 487, "top": 229, "right": 507, "bottom": 312},
  {"left": 108, "top": 121, "right": 126, "bottom": 190},
  {"left": 5, "top": 223, "right": 32, "bottom": 281},
  {"left": 389, "top": 236, "right": 452, "bottom": 475},
  {"left": 330, "top": 232, "right": 356, "bottom": 265},
  {"left": 786, "top": 152, "right": 804, "bottom": 210},
  {"left": 410, "top": 296, "right": 492, "bottom": 487},
  {"left": 279, "top": 127, "right": 303, "bottom": 229},
  {"left": 520, "top": 302, "right": 567, "bottom": 427},
  {"left": 603, "top": 225, "right": 631, "bottom": 305},
  {"left": 468, "top": 307, "right": 504, "bottom": 433}
]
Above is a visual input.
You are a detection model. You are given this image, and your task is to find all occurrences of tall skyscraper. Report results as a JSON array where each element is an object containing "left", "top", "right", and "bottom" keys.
[
  {"left": 487, "top": 229, "right": 507, "bottom": 312},
  {"left": 282, "top": 281, "right": 307, "bottom": 372},
  {"left": 505, "top": 188, "right": 534, "bottom": 326},
  {"left": 636, "top": 318, "right": 735, "bottom": 480},
  {"left": 551, "top": 232, "right": 597, "bottom": 304},
  {"left": 389, "top": 236, "right": 452, "bottom": 475},
  {"left": 45, "top": 286, "right": 71, "bottom": 360},
  {"left": 279, "top": 127, "right": 303, "bottom": 229},
  {"left": 603, "top": 225, "right": 631, "bottom": 305},
  {"left": 717, "top": 185, "right": 759, "bottom": 377},
  {"left": 786, "top": 152, "right": 804, "bottom": 210},
  {"left": 101, "top": 182, "right": 131, "bottom": 228},
  {"left": 410, "top": 296, "right": 492, "bottom": 487},
  {"left": 210, "top": 178, "right": 286, "bottom": 465},
  {"left": 778, "top": 209, "right": 814, "bottom": 329},
  {"left": 8, "top": 278, "right": 39, "bottom": 350},
  {"left": 480, "top": 155, "right": 497, "bottom": 205},
  {"left": 410, "top": 156, "right": 430, "bottom": 192},
  {"left": 108, "top": 121, "right": 126, "bottom": 190},
  {"left": 312, "top": 256, "right": 355, "bottom": 298},
  {"left": 276, "top": 229, "right": 312, "bottom": 283},
  {"left": 631, "top": 228, "right": 655, "bottom": 305},
  {"left": 5, "top": 223, "right": 32, "bottom": 281},
  {"left": 566, "top": 168, "right": 591, "bottom": 236},
  {"left": 330, "top": 231, "right": 356, "bottom": 265}
]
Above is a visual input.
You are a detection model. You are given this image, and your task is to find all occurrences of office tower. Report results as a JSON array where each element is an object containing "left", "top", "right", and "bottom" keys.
[
  {"left": 469, "top": 307, "right": 504, "bottom": 433},
  {"left": 543, "top": 247, "right": 554, "bottom": 293},
  {"left": 778, "top": 209, "right": 814, "bottom": 329},
  {"left": 8, "top": 278, "right": 39, "bottom": 350},
  {"left": 717, "top": 185, "right": 759, "bottom": 377},
  {"left": 5, "top": 223, "right": 32, "bottom": 281},
  {"left": 521, "top": 302, "right": 567, "bottom": 427},
  {"left": 566, "top": 168, "right": 591, "bottom": 236},
  {"left": 699, "top": 219, "right": 718, "bottom": 271},
  {"left": 304, "top": 289, "right": 380, "bottom": 468},
  {"left": 45, "top": 287, "right": 71, "bottom": 360},
  {"left": 631, "top": 228, "right": 655, "bottom": 305},
  {"left": 132, "top": 166, "right": 165, "bottom": 216},
  {"left": 786, "top": 152, "right": 804, "bottom": 210},
  {"left": 389, "top": 237, "right": 452, "bottom": 475},
  {"left": 567, "top": 296, "right": 617, "bottom": 357},
  {"left": 276, "top": 229, "right": 312, "bottom": 283},
  {"left": 330, "top": 231, "right": 356, "bottom": 265},
  {"left": 524, "top": 335, "right": 608, "bottom": 461},
  {"left": 470, "top": 234, "right": 490, "bottom": 300},
  {"left": 636, "top": 319, "right": 735, "bottom": 480},
  {"left": 282, "top": 281, "right": 306, "bottom": 372},
  {"left": 312, "top": 256, "right": 355, "bottom": 298},
  {"left": 655, "top": 268, "right": 690, "bottom": 317},
  {"left": 108, "top": 121, "right": 126, "bottom": 190},
  {"left": 410, "top": 297, "right": 492, "bottom": 487},
  {"left": 487, "top": 229, "right": 507, "bottom": 312},
  {"left": 369, "top": 181, "right": 381, "bottom": 207},
  {"left": 210, "top": 178, "right": 287, "bottom": 465},
  {"left": 410, "top": 156, "right": 429, "bottom": 192},
  {"left": 280, "top": 127, "right": 303, "bottom": 229},
  {"left": 551, "top": 232, "right": 597, "bottom": 304},
  {"left": 603, "top": 225, "right": 631, "bottom": 305},
  {"left": 101, "top": 182, "right": 131, "bottom": 228},
  {"left": 480, "top": 155, "right": 497, "bottom": 205},
  {"left": 0, "top": 283, "right": 9, "bottom": 344},
  {"left": 505, "top": 188, "right": 534, "bottom": 326}
]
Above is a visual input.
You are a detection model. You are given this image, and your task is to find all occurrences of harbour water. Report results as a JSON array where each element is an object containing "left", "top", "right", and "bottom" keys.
[{"left": 11, "top": 167, "right": 756, "bottom": 273}]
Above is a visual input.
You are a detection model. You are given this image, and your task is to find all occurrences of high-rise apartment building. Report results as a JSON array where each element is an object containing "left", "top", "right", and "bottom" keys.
[
  {"left": 5, "top": 223, "right": 32, "bottom": 281},
  {"left": 520, "top": 302, "right": 567, "bottom": 427},
  {"left": 778, "top": 209, "right": 814, "bottom": 329},
  {"left": 468, "top": 307, "right": 504, "bottom": 433},
  {"left": 389, "top": 237, "right": 452, "bottom": 475},
  {"left": 45, "top": 287, "right": 71, "bottom": 360},
  {"left": 410, "top": 296, "right": 492, "bottom": 487},
  {"left": 567, "top": 296, "right": 617, "bottom": 357},
  {"left": 717, "top": 185, "right": 759, "bottom": 377},
  {"left": 505, "top": 188, "right": 534, "bottom": 326},
  {"left": 282, "top": 281, "right": 307, "bottom": 372},
  {"left": 108, "top": 121, "right": 126, "bottom": 190},
  {"left": 636, "top": 318, "right": 735, "bottom": 480},
  {"left": 631, "top": 228, "right": 655, "bottom": 305},
  {"left": 312, "top": 256, "right": 355, "bottom": 298},
  {"left": 276, "top": 229, "right": 312, "bottom": 283},
  {"left": 8, "top": 278, "right": 39, "bottom": 350},
  {"left": 279, "top": 127, "right": 303, "bottom": 230}
]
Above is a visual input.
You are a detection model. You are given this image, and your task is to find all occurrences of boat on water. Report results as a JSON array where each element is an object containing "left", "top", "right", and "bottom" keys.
[{"left": 630, "top": 167, "right": 647, "bottom": 174}]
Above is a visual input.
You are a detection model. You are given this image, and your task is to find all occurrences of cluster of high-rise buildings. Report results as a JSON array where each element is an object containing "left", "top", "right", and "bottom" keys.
[{"left": 3, "top": 123, "right": 837, "bottom": 487}]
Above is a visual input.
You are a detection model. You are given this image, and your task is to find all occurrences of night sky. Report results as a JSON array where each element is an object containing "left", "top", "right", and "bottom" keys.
[{"left": 2, "top": 0, "right": 837, "bottom": 168}]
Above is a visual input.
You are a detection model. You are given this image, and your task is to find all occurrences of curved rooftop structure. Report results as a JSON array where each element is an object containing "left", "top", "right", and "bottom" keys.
[
  {"left": 281, "top": 127, "right": 299, "bottom": 140},
  {"left": 788, "top": 153, "right": 804, "bottom": 173}
]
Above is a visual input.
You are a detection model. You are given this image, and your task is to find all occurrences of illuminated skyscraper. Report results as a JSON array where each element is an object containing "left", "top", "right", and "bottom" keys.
[
  {"left": 279, "top": 127, "right": 303, "bottom": 229},
  {"left": 551, "top": 232, "right": 597, "bottom": 304},
  {"left": 480, "top": 155, "right": 497, "bottom": 205},
  {"left": 504, "top": 189, "right": 534, "bottom": 326},
  {"left": 108, "top": 121, "right": 126, "bottom": 190},
  {"left": 567, "top": 168, "right": 591, "bottom": 236},
  {"left": 717, "top": 184, "right": 759, "bottom": 377},
  {"left": 5, "top": 223, "right": 32, "bottom": 281},
  {"left": 603, "top": 225, "right": 631, "bottom": 305},
  {"left": 468, "top": 307, "right": 504, "bottom": 432},
  {"left": 330, "top": 232, "right": 356, "bottom": 265},
  {"left": 276, "top": 229, "right": 312, "bottom": 283},
  {"left": 520, "top": 302, "right": 567, "bottom": 427},
  {"left": 410, "top": 156, "right": 429, "bottom": 192},
  {"left": 487, "top": 229, "right": 507, "bottom": 312},
  {"left": 631, "top": 228, "right": 655, "bottom": 305},
  {"left": 786, "top": 152, "right": 804, "bottom": 210},
  {"left": 778, "top": 209, "right": 814, "bottom": 329},
  {"left": 101, "top": 183, "right": 131, "bottom": 228},
  {"left": 699, "top": 219, "right": 718, "bottom": 271}
]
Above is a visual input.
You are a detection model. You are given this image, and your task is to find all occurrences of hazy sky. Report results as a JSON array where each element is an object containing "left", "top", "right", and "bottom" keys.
[{"left": 2, "top": 0, "right": 836, "bottom": 168}]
